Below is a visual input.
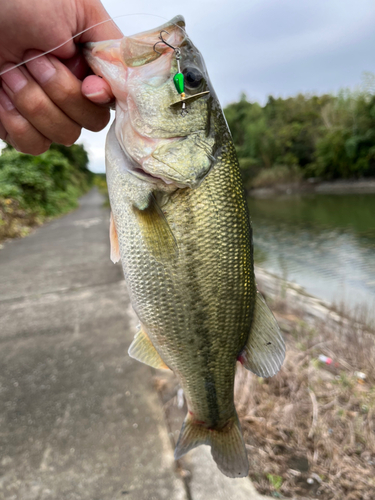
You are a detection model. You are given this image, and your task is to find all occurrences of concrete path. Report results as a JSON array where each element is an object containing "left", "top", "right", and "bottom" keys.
[
  {"left": 0, "top": 189, "right": 269, "bottom": 500},
  {"left": 0, "top": 190, "right": 186, "bottom": 500}
]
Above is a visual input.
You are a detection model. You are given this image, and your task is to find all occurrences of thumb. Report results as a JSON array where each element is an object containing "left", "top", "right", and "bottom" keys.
[{"left": 82, "top": 75, "right": 114, "bottom": 105}]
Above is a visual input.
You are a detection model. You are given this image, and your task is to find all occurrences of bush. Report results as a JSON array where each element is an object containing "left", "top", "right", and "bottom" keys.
[{"left": 0, "top": 144, "right": 92, "bottom": 241}]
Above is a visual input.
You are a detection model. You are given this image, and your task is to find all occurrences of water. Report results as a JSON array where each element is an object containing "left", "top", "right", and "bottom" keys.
[{"left": 248, "top": 193, "right": 375, "bottom": 318}]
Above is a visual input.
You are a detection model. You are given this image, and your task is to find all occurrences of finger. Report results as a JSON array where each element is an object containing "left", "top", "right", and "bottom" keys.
[
  {"left": 24, "top": 51, "right": 110, "bottom": 132},
  {"left": 0, "top": 120, "right": 6, "bottom": 141},
  {"left": 0, "top": 89, "right": 51, "bottom": 155},
  {"left": 1, "top": 63, "right": 82, "bottom": 146},
  {"left": 63, "top": 52, "right": 90, "bottom": 81},
  {"left": 82, "top": 75, "right": 114, "bottom": 104}
]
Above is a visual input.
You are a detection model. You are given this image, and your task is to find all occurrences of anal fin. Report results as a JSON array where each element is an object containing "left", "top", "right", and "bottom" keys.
[
  {"left": 128, "top": 325, "right": 170, "bottom": 370},
  {"left": 110, "top": 212, "right": 121, "bottom": 263},
  {"left": 239, "top": 291, "right": 285, "bottom": 378},
  {"left": 175, "top": 412, "right": 249, "bottom": 478}
]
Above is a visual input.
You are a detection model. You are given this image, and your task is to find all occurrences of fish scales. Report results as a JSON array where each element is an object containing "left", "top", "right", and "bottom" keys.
[
  {"left": 85, "top": 14, "right": 285, "bottom": 478},
  {"left": 109, "top": 136, "right": 255, "bottom": 425}
]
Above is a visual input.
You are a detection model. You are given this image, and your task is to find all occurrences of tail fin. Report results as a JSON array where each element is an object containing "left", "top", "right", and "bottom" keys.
[{"left": 174, "top": 412, "right": 249, "bottom": 478}]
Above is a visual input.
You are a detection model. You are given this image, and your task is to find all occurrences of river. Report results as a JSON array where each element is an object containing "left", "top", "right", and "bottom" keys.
[{"left": 248, "top": 192, "right": 375, "bottom": 320}]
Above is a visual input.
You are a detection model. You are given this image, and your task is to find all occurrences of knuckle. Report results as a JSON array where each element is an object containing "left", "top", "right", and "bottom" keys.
[
  {"left": 63, "top": 81, "right": 79, "bottom": 101},
  {"left": 11, "top": 120, "right": 30, "bottom": 139},
  {"left": 53, "top": 79, "right": 79, "bottom": 108},
  {"left": 25, "top": 93, "right": 48, "bottom": 117}
]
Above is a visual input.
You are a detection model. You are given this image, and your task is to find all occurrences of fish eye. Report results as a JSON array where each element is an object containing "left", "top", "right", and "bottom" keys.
[{"left": 183, "top": 67, "right": 203, "bottom": 89}]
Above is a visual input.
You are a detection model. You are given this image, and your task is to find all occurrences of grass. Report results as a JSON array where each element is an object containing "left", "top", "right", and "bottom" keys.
[
  {"left": 0, "top": 198, "right": 42, "bottom": 242},
  {"left": 235, "top": 292, "right": 375, "bottom": 499},
  {"left": 0, "top": 177, "right": 108, "bottom": 244},
  {"left": 0, "top": 191, "right": 86, "bottom": 244},
  {"left": 0, "top": 191, "right": 84, "bottom": 243}
]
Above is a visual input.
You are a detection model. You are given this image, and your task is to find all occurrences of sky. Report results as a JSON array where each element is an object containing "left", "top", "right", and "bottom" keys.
[{"left": 3, "top": 0, "right": 375, "bottom": 172}]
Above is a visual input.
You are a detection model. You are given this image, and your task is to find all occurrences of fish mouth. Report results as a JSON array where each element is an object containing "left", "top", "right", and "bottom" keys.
[
  {"left": 122, "top": 129, "right": 215, "bottom": 190},
  {"left": 117, "top": 136, "right": 191, "bottom": 189},
  {"left": 84, "top": 15, "right": 186, "bottom": 71},
  {"left": 132, "top": 162, "right": 193, "bottom": 189},
  {"left": 130, "top": 164, "right": 187, "bottom": 188}
]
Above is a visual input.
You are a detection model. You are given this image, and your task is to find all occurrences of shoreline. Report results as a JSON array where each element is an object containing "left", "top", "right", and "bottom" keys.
[
  {"left": 249, "top": 177, "right": 375, "bottom": 198},
  {"left": 255, "top": 265, "right": 374, "bottom": 334}
]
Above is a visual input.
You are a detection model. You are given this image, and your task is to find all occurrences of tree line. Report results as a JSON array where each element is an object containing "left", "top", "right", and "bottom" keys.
[{"left": 224, "top": 83, "right": 375, "bottom": 188}]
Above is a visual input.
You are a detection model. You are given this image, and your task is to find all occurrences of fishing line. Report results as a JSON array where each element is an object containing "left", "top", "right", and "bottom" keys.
[{"left": 0, "top": 13, "right": 187, "bottom": 77}]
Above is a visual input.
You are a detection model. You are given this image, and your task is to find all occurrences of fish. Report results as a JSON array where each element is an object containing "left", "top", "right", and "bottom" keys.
[{"left": 84, "top": 15, "right": 285, "bottom": 478}]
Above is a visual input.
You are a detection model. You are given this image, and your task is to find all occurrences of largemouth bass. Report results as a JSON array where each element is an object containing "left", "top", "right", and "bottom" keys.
[{"left": 85, "top": 15, "right": 285, "bottom": 478}]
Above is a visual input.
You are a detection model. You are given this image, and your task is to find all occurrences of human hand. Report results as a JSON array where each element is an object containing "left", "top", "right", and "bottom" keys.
[{"left": 0, "top": 0, "right": 122, "bottom": 154}]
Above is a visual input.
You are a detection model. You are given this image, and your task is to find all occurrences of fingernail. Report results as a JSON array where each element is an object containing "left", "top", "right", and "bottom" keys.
[
  {"left": 0, "top": 89, "right": 15, "bottom": 111},
  {"left": 85, "top": 91, "right": 112, "bottom": 103},
  {"left": 1, "top": 65, "right": 28, "bottom": 93},
  {"left": 26, "top": 56, "right": 56, "bottom": 84}
]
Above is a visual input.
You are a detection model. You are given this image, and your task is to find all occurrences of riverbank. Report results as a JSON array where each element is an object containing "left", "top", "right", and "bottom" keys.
[
  {"left": 246, "top": 267, "right": 375, "bottom": 499},
  {"left": 249, "top": 177, "right": 375, "bottom": 198},
  {"left": 155, "top": 267, "right": 375, "bottom": 499}
]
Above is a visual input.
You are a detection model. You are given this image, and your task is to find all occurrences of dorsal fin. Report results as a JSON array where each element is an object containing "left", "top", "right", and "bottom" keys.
[{"left": 238, "top": 292, "right": 285, "bottom": 378}]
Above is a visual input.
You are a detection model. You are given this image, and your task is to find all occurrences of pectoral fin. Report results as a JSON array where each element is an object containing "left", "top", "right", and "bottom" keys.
[
  {"left": 133, "top": 194, "right": 178, "bottom": 263},
  {"left": 109, "top": 212, "right": 121, "bottom": 263},
  {"left": 128, "top": 325, "right": 170, "bottom": 370},
  {"left": 239, "top": 292, "right": 285, "bottom": 378}
]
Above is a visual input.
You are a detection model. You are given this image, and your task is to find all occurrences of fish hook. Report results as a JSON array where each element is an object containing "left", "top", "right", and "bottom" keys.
[
  {"left": 153, "top": 30, "right": 188, "bottom": 116},
  {"left": 153, "top": 30, "right": 181, "bottom": 59}
]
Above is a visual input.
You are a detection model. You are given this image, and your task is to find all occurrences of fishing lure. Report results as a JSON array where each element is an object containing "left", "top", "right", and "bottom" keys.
[
  {"left": 153, "top": 29, "right": 210, "bottom": 116},
  {"left": 153, "top": 29, "right": 188, "bottom": 115}
]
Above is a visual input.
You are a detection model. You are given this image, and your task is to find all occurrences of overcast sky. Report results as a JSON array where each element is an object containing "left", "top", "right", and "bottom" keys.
[{"left": 3, "top": 0, "right": 375, "bottom": 172}]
